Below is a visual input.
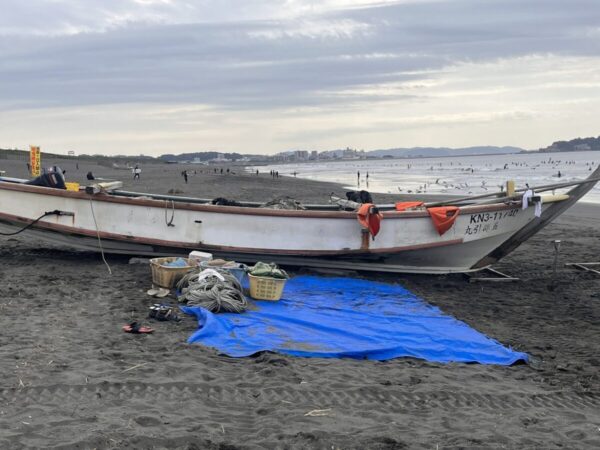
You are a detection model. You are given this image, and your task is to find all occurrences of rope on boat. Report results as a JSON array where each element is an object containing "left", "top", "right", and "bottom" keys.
[
  {"left": 177, "top": 270, "right": 247, "bottom": 313},
  {"left": 165, "top": 200, "right": 175, "bottom": 227},
  {"left": 0, "top": 210, "right": 63, "bottom": 236},
  {"left": 89, "top": 198, "right": 112, "bottom": 275}
]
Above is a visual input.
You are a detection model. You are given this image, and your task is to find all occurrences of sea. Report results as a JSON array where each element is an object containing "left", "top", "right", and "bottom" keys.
[{"left": 256, "top": 151, "right": 600, "bottom": 204}]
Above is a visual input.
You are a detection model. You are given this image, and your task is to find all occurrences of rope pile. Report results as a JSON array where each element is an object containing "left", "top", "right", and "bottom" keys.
[
  {"left": 259, "top": 196, "right": 305, "bottom": 210},
  {"left": 177, "top": 269, "right": 247, "bottom": 313}
]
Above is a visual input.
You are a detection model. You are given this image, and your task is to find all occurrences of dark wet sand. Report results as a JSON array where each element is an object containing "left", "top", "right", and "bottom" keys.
[{"left": 0, "top": 158, "right": 599, "bottom": 449}]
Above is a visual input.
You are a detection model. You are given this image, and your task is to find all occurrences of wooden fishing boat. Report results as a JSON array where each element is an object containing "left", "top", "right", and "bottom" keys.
[{"left": 0, "top": 166, "right": 598, "bottom": 274}]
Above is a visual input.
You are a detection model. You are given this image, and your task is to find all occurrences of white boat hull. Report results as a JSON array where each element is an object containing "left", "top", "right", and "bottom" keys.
[{"left": 0, "top": 168, "right": 598, "bottom": 274}]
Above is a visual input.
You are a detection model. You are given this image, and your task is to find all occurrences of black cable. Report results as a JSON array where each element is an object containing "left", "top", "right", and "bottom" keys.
[{"left": 0, "top": 210, "right": 62, "bottom": 236}]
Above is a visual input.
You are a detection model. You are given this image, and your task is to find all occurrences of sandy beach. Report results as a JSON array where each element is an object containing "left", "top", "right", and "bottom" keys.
[{"left": 1, "top": 157, "right": 599, "bottom": 449}]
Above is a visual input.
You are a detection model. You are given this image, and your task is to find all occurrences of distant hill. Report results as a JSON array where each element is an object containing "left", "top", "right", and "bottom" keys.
[
  {"left": 538, "top": 136, "right": 600, "bottom": 153},
  {"left": 367, "top": 146, "right": 524, "bottom": 158}
]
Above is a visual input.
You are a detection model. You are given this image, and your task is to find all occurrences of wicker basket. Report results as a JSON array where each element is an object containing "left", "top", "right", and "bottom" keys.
[
  {"left": 248, "top": 274, "right": 286, "bottom": 301},
  {"left": 150, "top": 257, "right": 195, "bottom": 288}
]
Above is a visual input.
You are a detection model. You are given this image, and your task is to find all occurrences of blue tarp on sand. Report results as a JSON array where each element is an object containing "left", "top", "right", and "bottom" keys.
[{"left": 182, "top": 276, "right": 528, "bottom": 364}]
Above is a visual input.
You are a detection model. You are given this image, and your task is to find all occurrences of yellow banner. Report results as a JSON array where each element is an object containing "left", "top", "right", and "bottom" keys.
[{"left": 29, "top": 146, "right": 41, "bottom": 177}]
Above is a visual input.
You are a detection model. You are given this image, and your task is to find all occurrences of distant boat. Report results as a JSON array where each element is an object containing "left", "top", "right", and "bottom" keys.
[
  {"left": 0, "top": 166, "right": 598, "bottom": 274},
  {"left": 112, "top": 163, "right": 133, "bottom": 170}
]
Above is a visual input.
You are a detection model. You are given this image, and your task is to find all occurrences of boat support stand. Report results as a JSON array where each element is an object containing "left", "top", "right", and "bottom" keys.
[
  {"left": 565, "top": 262, "right": 600, "bottom": 276},
  {"left": 467, "top": 267, "right": 520, "bottom": 283}
]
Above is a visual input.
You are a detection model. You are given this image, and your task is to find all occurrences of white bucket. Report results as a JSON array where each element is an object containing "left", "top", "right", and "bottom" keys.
[{"left": 188, "top": 251, "right": 213, "bottom": 265}]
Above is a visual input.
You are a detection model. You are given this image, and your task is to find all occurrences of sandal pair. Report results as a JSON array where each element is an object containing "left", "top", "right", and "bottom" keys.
[{"left": 147, "top": 286, "right": 170, "bottom": 298}]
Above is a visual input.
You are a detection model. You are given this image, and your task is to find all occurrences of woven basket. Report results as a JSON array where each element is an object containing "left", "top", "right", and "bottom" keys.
[
  {"left": 150, "top": 257, "right": 195, "bottom": 288},
  {"left": 248, "top": 274, "right": 286, "bottom": 301}
]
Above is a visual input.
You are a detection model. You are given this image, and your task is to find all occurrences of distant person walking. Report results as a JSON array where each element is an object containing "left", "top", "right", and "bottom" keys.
[
  {"left": 183, "top": 170, "right": 188, "bottom": 183},
  {"left": 133, "top": 165, "right": 141, "bottom": 180}
]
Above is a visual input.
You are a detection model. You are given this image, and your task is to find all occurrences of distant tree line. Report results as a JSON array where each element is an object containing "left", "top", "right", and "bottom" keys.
[
  {"left": 0, "top": 147, "right": 155, "bottom": 162},
  {"left": 538, "top": 136, "right": 600, "bottom": 152}
]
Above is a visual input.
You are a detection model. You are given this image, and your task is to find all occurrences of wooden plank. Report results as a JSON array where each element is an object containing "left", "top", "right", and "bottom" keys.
[
  {"left": 85, "top": 181, "right": 124, "bottom": 195},
  {"left": 468, "top": 267, "right": 519, "bottom": 283}
]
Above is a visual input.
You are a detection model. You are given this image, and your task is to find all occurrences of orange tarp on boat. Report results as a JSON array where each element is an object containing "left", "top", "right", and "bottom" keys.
[
  {"left": 357, "top": 203, "right": 383, "bottom": 239},
  {"left": 395, "top": 201, "right": 424, "bottom": 211},
  {"left": 427, "top": 206, "right": 460, "bottom": 235}
]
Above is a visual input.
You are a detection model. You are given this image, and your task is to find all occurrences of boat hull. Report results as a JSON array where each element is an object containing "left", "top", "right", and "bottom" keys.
[
  {"left": 0, "top": 217, "right": 517, "bottom": 273},
  {"left": 1, "top": 169, "right": 597, "bottom": 274}
]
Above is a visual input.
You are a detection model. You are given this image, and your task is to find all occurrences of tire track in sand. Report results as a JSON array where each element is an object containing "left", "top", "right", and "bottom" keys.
[{"left": 1, "top": 382, "right": 598, "bottom": 411}]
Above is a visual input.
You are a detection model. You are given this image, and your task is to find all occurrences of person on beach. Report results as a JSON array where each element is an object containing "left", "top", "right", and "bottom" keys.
[
  {"left": 133, "top": 165, "right": 141, "bottom": 180},
  {"left": 183, "top": 170, "right": 188, "bottom": 184}
]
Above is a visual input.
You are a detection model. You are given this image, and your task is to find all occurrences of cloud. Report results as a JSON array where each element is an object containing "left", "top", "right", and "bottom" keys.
[{"left": 0, "top": 0, "right": 599, "bottom": 153}]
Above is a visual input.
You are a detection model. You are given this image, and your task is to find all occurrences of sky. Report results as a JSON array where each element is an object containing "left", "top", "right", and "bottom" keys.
[{"left": 0, "top": 0, "right": 599, "bottom": 156}]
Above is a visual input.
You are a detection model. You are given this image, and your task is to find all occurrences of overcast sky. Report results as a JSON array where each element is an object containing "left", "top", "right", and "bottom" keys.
[{"left": 1, "top": 0, "right": 599, "bottom": 156}]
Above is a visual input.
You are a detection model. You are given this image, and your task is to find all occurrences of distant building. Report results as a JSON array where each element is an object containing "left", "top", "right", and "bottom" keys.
[
  {"left": 294, "top": 150, "right": 309, "bottom": 160},
  {"left": 209, "top": 153, "right": 230, "bottom": 163},
  {"left": 574, "top": 144, "right": 591, "bottom": 151},
  {"left": 67, "top": 150, "right": 75, "bottom": 156}
]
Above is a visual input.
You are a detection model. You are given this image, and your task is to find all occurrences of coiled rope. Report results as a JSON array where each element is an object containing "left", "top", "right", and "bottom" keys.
[{"left": 177, "top": 270, "right": 247, "bottom": 313}]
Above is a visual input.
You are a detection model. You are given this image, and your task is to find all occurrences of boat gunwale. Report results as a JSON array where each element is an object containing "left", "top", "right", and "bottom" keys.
[{"left": 0, "top": 181, "right": 522, "bottom": 219}]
